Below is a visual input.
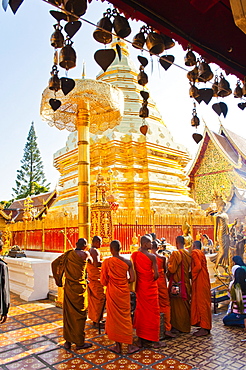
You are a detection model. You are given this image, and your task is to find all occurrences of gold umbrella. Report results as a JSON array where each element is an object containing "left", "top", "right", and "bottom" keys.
[{"left": 40, "top": 78, "right": 124, "bottom": 240}]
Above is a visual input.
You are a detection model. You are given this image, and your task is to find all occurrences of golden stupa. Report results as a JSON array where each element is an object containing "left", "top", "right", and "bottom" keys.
[{"left": 50, "top": 39, "right": 199, "bottom": 216}]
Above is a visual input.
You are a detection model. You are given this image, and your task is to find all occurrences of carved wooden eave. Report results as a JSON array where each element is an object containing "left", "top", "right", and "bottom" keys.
[{"left": 34, "top": 190, "right": 57, "bottom": 219}]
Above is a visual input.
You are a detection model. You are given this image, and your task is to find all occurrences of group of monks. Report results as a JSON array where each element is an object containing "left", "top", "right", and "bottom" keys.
[{"left": 52, "top": 233, "right": 212, "bottom": 353}]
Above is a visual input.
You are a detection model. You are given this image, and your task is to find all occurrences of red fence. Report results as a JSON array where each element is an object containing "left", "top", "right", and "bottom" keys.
[{"left": 12, "top": 224, "right": 214, "bottom": 253}]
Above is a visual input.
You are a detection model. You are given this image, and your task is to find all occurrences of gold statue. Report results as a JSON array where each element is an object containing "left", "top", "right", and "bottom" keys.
[
  {"left": 213, "top": 193, "right": 230, "bottom": 275},
  {"left": 182, "top": 221, "right": 193, "bottom": 253}
]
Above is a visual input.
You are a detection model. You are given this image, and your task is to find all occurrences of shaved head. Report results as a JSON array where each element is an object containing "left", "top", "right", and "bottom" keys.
[
  {"left": 140, "top": 235, "right": 152, "bottom": 250},
  {"left": 76, "top": 238, "right": 87, "bottom": 249},
  {"left": 110, "top": 240, "right": 121, "bottom": 252},
  {"left": 193, "top": 240, "right": 202, "bottom": 250}
]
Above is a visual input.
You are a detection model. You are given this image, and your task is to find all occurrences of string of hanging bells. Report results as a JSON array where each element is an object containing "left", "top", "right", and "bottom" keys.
[{"left": 44, "top": 0, "right": 246, "bottom": 141}]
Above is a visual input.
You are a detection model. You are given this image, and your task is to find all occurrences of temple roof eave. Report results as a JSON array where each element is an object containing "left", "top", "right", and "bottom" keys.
[{"left": 188, "top": 125, "right": 244, "bottom": 179}]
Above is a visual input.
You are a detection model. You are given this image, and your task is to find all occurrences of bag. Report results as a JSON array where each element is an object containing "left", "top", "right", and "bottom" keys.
[
  {"left": 169, "top": 281, "right": 181, "bottom": 298},
  {"left": 168, "top": 250, "right": 188, "bottom": 300}
]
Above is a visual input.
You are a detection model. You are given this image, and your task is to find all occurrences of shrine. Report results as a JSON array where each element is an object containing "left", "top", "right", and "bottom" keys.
[{"left": 188, "top": 124, "right": 246, "bottom": 222}]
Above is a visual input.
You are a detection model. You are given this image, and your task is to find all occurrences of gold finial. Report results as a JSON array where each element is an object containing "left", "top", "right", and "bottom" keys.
[{"left": 82, "top": 61, "right": 86, "bottom": 79}]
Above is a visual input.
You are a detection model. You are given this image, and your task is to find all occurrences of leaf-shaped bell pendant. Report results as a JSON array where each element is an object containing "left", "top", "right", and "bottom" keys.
[{"left": 59, "top": 39, "right": 76, "bottom": 70}]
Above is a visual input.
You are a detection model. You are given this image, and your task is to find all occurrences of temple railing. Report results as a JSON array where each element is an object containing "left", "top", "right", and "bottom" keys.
[{"left": 7, "top": 211, "right": 214, "bottom": 253}]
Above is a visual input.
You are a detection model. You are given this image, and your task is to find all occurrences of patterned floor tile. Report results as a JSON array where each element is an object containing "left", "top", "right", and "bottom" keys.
[
  {"left": 37, "top": 348, "right": 75, "bottom": 365},
  {"left": 128, "top": 349, "right": 166, "bottom": 365},
  {"left": 84, "top": 349, "right": 120, "bottom": 365},
  {"left": 0, "top": 322, "right": 26, "bottom": 333},
  {"left": 53, "top": 358, "right": 93, "bottom": 369},
  {"left": 23, "top": 339, "right": 59, "bottom": 352},
  {"left": 0, "top": 347, "right": 24, "bottom": 360},
  {"left": 151, "top": 358, "right": 193, "bottom": 369},
  {"left": 91, "top": 335, "right": 114, "bottom": 346},
  {"left": 101, "top": 357, "right": 144, "bottom": 369},
  {"left": 5, "top": 357, "right": 46, "bottom": 369}
]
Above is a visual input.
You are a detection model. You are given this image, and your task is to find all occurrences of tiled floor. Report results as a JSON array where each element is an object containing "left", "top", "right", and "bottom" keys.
[{"left": 0, "top": 293, "right": 245, "bottom": 370}]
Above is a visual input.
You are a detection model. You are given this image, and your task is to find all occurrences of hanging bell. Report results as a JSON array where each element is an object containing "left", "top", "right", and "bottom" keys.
[
  {"left": 198, "top": 61, "right": 213, "bottom": 82},
  {"left": 161, "top": 34, "right": 175, "bottom": 50},
  {"left": 146, "top": 32, "right": 165, "bottom": 55},
  {"left": 234, "top": 81, "right": 243, "bottom": 98},
  {"left": 191, "top": 113, "right": 200, "bottom": 127},
  {"left": 50, "top": 24, "right": 64, "bottom": 49},
  {"left": 132, "top": 28, "right": 146, "bottom": 49},
  {"left": 113, "top": 12, "right": 131, "bottom": 38},
  {"left": 242, "top": 77, "right": 246, "bottom": 97},
  {"left": 48, "top": 65, "right": 61, "bottom": 92},
  {"left": 187, "top": 66, "right": 198, "bottom": 83},
  {"left": 59, "top": 39, "right": 76, "bottom": 70},
  {"left": 217, "top": 74, "right": 232, "bottom": 97},
  {"left": 212, "top": 75, "right": 219, "bottom": 97},
  {"left": 63, "top": 0, "right": 87, "bottom": 17},
  {"left": 189, "top": 83, "right": 200, "bottom": 98},
  {"left": 137, "top": 66, "right": 148, "bottom": 86},
  {"left": 93, "top": 14, "right": 113, "bottom": 44},
  {"left": 184, "top": 50, "right": 196, "bottom": 66}
]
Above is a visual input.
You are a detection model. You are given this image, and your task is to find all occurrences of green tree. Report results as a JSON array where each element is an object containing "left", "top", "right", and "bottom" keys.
[{"left": 12, "top": 122, "right": 50, "bottom": 199}]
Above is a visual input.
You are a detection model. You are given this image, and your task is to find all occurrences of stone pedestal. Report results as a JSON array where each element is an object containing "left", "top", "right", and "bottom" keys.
[{"left": 4, "top": 257, "right": 50, "bottom": 301}]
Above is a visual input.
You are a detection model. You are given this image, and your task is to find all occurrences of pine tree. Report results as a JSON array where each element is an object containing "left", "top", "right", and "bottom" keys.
[{"left": 12, "top": 122, "right": 50, "bottom": 199}]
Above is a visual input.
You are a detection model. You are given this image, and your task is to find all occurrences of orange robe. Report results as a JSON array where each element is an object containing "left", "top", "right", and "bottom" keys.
[
  {"left": 156, "top": 256, "right": 171, "bottom": 331},
  {"left": 100, "top": 257, "right": 133, "bottom": 344},
  {"left": 52, "top": 250, "right": 87, "bottom": 346},
  {"left": 87, "top": 263, "right": 105, "bottom": 323},
  {"left": 168, "top": 249, "right": 191, "bottom": 333},
  {"left": 131, "top": 251, "right": 160, "bottom": 342},
  {"left": 191, "top": 249, "right": 212, "bottom": 330}
]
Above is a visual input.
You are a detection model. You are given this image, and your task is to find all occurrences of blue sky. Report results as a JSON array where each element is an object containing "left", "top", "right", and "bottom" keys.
[{"left": 0, "top": 0, "right": 245, "bottom": 201}]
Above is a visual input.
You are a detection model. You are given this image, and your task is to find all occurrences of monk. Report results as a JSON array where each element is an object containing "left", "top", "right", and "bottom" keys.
[
  {"left": 87, "top": 235, "right": 106, "bottom": 327},
  {"left": 100, "top": 240, "right": 139, "bottom": 354},
  {"left": 52, "top": 238, "right": 93, "bottom": 350},
  {"left": 151, "top": 241, "right": 175, "bottom": 338},
  {"left": 168, "top": 235, "right": 191, "bottom": 333},
  {"left": 191, "top": 240, "right": 212, "bottom": 336},
  {"left": 132, "top": 235, "right": 164, "bottom": 348}
]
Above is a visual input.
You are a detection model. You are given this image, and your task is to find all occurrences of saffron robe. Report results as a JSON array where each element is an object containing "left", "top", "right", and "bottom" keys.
[
  {"left": 0, "top": 259, "right": 10, "bottom": 318},
  {"left": 100, "top": 257, "right": 133, "bottom": 344},
  {"left": 131, "top": 251, "right": 160, "bottom": 342},
  {"left": 168, "top": 249, "right": 191, "bottom": 333},
  {"left": 156, "top": 256, "right": 171, "bottom": 331},
  {"left": 191, "top": 249, "right": 212, "bottom": 330},
  {"left": 52, "top": 250, "right": 87, "bottom": 346},
  {"left": 87, "top": 263, "right": 105, "bottom": 323}
]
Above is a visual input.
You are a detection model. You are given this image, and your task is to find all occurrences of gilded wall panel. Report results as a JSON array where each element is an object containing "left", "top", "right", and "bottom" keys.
[{"left": 196, "top": 141, "right": 232, "bottom": 176}]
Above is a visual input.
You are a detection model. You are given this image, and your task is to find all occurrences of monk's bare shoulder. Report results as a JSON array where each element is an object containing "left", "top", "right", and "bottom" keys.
[
  {"left": 147, "top": 252, "right": 157, "bottom": 263},
  {"left": 118, "top": 255, "right": 132, "bottom": 267}
]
